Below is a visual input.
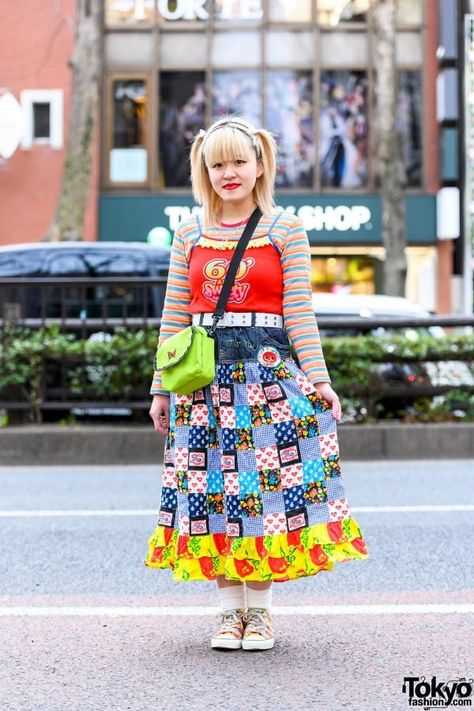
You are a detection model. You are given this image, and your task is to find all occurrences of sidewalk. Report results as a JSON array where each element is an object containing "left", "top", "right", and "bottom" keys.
[{"left": 0, "top": 423, "right": 473, "bottom": 464}]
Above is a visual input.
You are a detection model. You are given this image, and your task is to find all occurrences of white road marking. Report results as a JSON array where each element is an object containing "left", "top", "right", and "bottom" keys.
[
  {"left": 0, "top": 604, "right": 473, "bottom": 617},
  {"left": 0, "top": 504, "right": 473, "bottom": 517}
]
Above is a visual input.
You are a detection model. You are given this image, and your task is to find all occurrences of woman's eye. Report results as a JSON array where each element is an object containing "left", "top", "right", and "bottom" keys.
[
  {"left": 235, "top": 159, "right": 245, "bottom": 165},
  {"left": 212, "top": 163, "right": 222, "bottom": 169}
]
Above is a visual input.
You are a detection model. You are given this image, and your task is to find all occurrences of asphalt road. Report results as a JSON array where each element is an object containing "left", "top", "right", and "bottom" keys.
[{"left": 0, "top": 460, "right": 473, "bottom": 711}]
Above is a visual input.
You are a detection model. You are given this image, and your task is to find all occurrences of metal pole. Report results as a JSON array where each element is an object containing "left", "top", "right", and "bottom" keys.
[{"left": 463, "top": 14, "right": 474, "bottom": 313}]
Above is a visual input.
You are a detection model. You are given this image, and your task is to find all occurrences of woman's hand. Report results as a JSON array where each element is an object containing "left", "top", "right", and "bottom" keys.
[
  {"left": 149, "top": 394, "right": 170, "bottom": 434},
  {"left": 314, "top": 382, "right": 342, "bottom": 422}
]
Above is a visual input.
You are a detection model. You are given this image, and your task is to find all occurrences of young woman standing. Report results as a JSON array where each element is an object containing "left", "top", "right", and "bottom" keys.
[{"left": 145, "top": 116, "right": 369, "bottom": 651}]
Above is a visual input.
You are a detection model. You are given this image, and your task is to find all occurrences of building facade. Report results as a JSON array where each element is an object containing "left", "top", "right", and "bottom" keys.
[
  {"left": 0, "top": 0, "right": 99, "bottom": 244},
  {"left": 0, "top": 0, "right": 464, "bottom": 311}
]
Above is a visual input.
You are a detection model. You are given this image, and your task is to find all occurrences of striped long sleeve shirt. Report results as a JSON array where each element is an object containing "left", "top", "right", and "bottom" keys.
[{"left": 150, "top": 211, "right": 331, "bottom": 394}]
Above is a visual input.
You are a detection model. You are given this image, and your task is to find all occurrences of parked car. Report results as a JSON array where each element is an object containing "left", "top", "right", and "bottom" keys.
[
  {"left": 312, "top": 292, "right": 473, "bottom": 418},
  {"left": 0, "top": 240, "right": 171, "bottom": 323}
]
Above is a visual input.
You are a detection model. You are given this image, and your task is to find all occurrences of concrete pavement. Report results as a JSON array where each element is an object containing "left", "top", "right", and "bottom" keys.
[{"left": 0, "top": 460, "right": 473, "bottom": 710}]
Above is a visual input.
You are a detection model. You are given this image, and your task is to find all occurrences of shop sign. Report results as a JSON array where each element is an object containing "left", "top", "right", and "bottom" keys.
[
  {"left": 156, "top": 0, "right": 261, "bottom": 20},
  {"left": 99, "top": 194, "right": 436, "bottom": 245},
  {"left": 158, "top": 0, "right": 208, "bottom": 21},
  {"left": 163, "top": 203, "right": 373, "bottom": 233},
  {"left": 0, "top": 92, "right": 27, "bottom": 160},
  {"left": 281, "top": 204, "right": 372, "bottom": 232}
]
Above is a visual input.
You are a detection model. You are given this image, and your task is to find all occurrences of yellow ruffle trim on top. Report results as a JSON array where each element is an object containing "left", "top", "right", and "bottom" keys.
[
  {"left": 144, "top": 518, "right": 369, "bottom": 582},
  {"left": 197, "top": 234, "right": 272, "bottom": 250}
]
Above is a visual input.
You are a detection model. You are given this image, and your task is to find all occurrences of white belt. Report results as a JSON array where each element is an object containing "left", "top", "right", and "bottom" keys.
[{"left": 192, "top": 312, "right": 284, "bottom": 328}]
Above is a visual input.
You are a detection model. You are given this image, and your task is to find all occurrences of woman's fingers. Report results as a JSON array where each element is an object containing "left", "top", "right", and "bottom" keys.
[
  {"left": 332, "top": 396, "right": 342, "bottom": 422},
  {"left": 149, "top": 395, "right": 170, "bottom": 434}
]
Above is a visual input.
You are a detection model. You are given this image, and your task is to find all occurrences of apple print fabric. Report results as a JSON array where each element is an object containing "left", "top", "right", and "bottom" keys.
[{"left": 145, "top": 329, "right": 369, "bottom": 582}]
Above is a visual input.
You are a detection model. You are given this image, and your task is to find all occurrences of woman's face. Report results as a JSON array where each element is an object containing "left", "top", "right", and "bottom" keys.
[{"left": 207, "top": 148, "right": 263, "bottom": 207}]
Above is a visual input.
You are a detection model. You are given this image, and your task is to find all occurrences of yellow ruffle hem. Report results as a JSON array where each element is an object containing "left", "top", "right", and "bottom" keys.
[{"left": 144, "top": 518, "right": 369, "bottom": 582}]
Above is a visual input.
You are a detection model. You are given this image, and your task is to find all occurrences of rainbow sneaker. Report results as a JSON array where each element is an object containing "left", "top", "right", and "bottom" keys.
[{"left": 211, "top": 608, "right": 246, "bottom": 650}]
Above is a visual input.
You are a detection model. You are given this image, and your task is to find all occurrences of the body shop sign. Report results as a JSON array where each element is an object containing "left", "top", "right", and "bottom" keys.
[
  {"left": 99, "top": 194, "right": 436, "bottom": 245},
  {"left": 161, "top": 195, "right": 380, "bottom": 243}
]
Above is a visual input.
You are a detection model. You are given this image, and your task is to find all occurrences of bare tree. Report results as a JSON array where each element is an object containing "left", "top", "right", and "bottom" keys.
[
  {"left": 373, "top": 0, "right": 407, "bottom": 296},
  {"left": 43, "top": 0, "right": 101, "bottom": 242}
]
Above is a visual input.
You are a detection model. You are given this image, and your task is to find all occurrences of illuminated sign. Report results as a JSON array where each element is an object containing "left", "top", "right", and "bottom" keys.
[
  {"left": 107, "top": 0, "right": 262, "bottom": 22},
  {"left": 158, "top": 0, "right": 208, "bottom": 21},
  {"left": 100, "top": 194, "right": 436, "bottom": 245},
  {"left": 163, "top": 203, "right": 373, "bottom": 232}
]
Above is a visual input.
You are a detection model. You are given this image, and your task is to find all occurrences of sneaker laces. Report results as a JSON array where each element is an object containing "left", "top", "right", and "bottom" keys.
[
  {"left": 242, "top": 607, "right": 271, "bottom": 636},
  {"left": 216, "top": 609, "right": 244, "bottom": 634}
]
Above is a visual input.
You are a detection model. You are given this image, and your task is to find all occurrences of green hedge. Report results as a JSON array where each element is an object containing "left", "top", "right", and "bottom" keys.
[{"left": 0, "top": 325, "right": 473, "bottom": 423}]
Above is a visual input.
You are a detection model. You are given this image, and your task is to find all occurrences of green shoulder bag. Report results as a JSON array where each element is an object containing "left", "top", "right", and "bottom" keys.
[
  {"left": 153, "top": 207, "right": 262, "bottom": 395},
  {"left": 154, "top": 325, "right": 216, "bottom": 395}
]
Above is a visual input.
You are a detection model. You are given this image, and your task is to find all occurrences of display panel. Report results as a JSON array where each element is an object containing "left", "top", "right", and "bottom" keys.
[
  {"left": 213, "top": 71, "right": 261, "bottom": 126},
  {"left": 159, "top": 72, "right": 206, "bottom": 187},
  {"left": 320, "top": 71, "right": 368, "bottom": 188},
  {"left": 266, "top": 71, "right": 314, "bottom": 188},
  {"left": 110, "top": 79, "right": 148, "bottom": 183},
  {"left": 398, "top": 70, "right": 422, "bottom": 187}
]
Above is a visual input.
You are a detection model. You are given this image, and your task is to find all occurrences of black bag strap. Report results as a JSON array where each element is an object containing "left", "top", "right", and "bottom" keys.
[{"left": 208, "top": 206, "right": 262, "bottom": 335}]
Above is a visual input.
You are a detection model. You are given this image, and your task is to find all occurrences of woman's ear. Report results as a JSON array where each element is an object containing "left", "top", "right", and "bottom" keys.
[{"left": 256, "top": 158, "right": 264, "bottom": 179}]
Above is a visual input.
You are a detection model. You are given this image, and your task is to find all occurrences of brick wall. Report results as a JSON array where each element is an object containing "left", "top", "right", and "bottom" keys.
[{"left": 0, "top": 0, "right": 98, "bottom": 244}]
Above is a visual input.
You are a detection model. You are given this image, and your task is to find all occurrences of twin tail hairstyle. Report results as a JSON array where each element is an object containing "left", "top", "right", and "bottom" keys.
[{"left": 189, "top": 116, "right": 277, "bottom": 227}]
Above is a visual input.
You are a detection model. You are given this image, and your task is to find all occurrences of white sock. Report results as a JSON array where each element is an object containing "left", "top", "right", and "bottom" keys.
[
  {"left": 246, "top": 585, "right": 272, "bottom": 612},
  {"left": 217, "top": 583, "right": 246, "bottom": 613}
]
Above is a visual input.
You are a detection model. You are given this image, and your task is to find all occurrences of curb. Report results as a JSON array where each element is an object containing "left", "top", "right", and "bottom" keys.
[{"left": 0, "top": 423, "right": 473, "bottom": 465}]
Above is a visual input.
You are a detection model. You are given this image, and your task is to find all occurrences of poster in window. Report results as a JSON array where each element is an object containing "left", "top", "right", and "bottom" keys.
[
  {"left": 111, "top": 80, "right": 148, "bottom": 183},
  {"left": 159, "top": 72, "right": 206, "bottom": 188},
  {"left": 266, "top": 71, "right": 314, "bottom": 188},
  {"left": 320, "top": 71, "right": 368, "bottom": 188},
  {"left": 212, "top": 71, "right": 261, "bottom": 127},
  {"left": 398, "top": 71, "right": 421, "bottom": 187}
]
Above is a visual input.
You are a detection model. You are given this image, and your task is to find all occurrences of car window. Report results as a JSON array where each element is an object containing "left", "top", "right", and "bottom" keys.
[
  {"left": 0, "top": 251, "right": 46, "bottom": 276},
  {"left": 47, "top": 251, "right": 149, "bottom": 275}
]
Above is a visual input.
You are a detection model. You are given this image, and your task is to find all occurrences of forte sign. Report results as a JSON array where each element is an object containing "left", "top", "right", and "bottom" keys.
[{"left": 111, "top": 0, "right": 262, "bottom": 22}]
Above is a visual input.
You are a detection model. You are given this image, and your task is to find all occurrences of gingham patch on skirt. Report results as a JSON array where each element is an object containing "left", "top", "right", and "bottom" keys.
[{"left": 144, "top": 354, "right": 369, "bottom": 582}]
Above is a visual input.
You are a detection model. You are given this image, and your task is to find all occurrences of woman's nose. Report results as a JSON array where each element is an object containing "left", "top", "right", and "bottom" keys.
[{"left": 223, "top": 163, "right": 237, "bottom": 177}]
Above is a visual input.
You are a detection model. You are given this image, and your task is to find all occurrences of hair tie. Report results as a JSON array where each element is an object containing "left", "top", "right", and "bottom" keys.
[{"left": 197, "top": 129, "right": 206, "bottom": 139}]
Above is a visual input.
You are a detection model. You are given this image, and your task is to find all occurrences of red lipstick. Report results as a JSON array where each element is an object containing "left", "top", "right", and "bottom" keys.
[{"left": 223, "top": 183, "right": 240, "bottom": 190}]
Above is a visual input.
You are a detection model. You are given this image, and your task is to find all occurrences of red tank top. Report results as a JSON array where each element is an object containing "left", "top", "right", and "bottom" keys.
[{"left": 188, "top": 231, "right": 284, "bottom": 314}]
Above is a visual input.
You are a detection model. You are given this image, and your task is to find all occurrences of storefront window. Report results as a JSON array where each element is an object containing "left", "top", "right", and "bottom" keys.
[
  {"left": 311, "top": 256, "right": 376, "bottom": 295},
  {"left": 159, "top": 72, "right": 206, "bottom": 187},
  {"left": 266, "top": 30, "right": 314, "bottom": 66},
  {"left": 104, "top": 0, "right": 424, "bottom": 192},
  {"left": 266, "top": 71, "right": 314, "bottom": 188},
  {"left": 398, "top": 70, "right": 422, "bottom": 187},
  {"left": 317, "top": 0, "right": 369, "bottom": 27},
  {"left": 212, "top": 31, "right": 261, "bottom": 66},
  {"left": 214, "top": 0, "right": 262, "bottom": 21},
  {"left": 110, "top": 79, "right": 148, "bottom": 184},
  {"left": 213, "top": 71, "right": 261, "bottom": 125},
  {"left": 269, "top": 0, "right": 312, "bottom": 23},
  {"left": 106, "top": 0, "right": 155, "bottom": 24},
  {"left": 320, "top": 71, "right": 368, "bottom": 189},
  {"left": 396, "top": 0, "right": 422, "bottom": 25}
]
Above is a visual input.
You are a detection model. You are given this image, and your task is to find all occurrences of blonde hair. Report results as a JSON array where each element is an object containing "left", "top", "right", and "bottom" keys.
[{"left": 189, "top": 116, "right": 277, "bottom": 227}]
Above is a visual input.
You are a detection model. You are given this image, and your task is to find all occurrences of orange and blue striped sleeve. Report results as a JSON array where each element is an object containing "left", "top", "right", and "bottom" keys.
[
  {"left": 150, "top": 223, "right": 193, "bottom": 395},
  {"left": 280, "top": 216, "right": 331, "bottom": 385}
]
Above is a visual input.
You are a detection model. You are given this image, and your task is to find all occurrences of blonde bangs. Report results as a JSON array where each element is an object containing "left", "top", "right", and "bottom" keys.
[
  {"left": 202, "top": 126, "right": 255, "bottom": 168},
  {"left": 189, "top": 115, "right": 278, "bottom": 227}
]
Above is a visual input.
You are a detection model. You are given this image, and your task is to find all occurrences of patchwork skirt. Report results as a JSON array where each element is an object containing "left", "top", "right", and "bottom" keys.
[{"left": 144, "top": 325, "right": 369, "bottom": 582}]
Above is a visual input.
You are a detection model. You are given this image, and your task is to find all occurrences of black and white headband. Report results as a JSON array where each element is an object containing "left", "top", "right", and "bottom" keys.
[{"left": 198, "top": 120, "right": 262, "bottom": 159}]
